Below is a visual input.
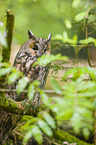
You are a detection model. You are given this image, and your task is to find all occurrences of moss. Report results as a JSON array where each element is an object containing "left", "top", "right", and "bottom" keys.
[{"left": 53, "top": 129, "right": 94, "bottom": 145}]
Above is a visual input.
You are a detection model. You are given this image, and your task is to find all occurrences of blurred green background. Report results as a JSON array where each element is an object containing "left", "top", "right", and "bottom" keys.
[{"left": 0, "top": 0, "right": 95, "bottom": 59}]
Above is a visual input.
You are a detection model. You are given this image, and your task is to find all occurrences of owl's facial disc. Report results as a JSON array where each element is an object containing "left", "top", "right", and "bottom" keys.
[{"left": 28, "top": 30, "right": 51, "bottom": 57}]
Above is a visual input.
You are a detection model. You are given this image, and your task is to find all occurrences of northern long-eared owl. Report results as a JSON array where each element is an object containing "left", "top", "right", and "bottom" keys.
[{"left": 6, "top": 30, "right": 51, "bottom": 104}]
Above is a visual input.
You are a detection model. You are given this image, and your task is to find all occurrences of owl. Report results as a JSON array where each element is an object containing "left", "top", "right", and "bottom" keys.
[
  {"left": 0, "top": 30, "right": 51, "bottom": 144},
  {"left": 7, "top": 30, "right": 51, "bottom": 105}
]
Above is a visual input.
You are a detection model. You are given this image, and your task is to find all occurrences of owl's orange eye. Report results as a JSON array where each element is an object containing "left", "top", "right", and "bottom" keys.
[{"left": 32, "top": 45, "right": 38, "bottom": 50}]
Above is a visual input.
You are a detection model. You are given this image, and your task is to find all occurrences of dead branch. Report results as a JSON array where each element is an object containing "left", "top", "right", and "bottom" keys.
[
  {"left": 0, "top": 88, "right": 55, "bottom": 94},
  {"left": 2, "top": 10, "right": 14, "bottom": 62}
]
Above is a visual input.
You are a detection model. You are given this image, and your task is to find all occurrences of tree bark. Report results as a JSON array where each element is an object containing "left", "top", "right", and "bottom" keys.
[{"left": 2, "top": 9, "right": 14, "bottom": 62}]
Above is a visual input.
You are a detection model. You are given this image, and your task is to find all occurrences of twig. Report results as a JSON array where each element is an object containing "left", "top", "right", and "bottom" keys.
[
  {"left": 0, "top": 88, "right": 55, "bottom": 94},
  {"left": 51, "top": 42, "right": 94, "bottom": 47},
  {"left": 88, "top": 31, "right": 96, "bottom": 35},
  {"left": 85, "top": 18, "right": 91, "bottom": 67}
]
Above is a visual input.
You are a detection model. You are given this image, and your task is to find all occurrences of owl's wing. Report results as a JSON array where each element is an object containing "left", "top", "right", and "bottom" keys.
[
  {"left": 33, "top": 65, "right": 50, "bottom": 110},
  {"left": 13, "top": 52, "right": 40, "bottom": 81},
  {"left": 5, "top": 51, "right": 40, "bottom": 101},
  {"left": 37, "top": 65, "right": 49, "bottom": 89}
]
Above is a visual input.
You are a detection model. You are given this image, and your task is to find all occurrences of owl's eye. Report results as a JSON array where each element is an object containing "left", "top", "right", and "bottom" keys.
[{"left": 32, "top": 45, "right": 38, "bottom": 50}]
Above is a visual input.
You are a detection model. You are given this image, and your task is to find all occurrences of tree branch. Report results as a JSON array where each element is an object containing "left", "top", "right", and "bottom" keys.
[
  {"left": 53, "top": 130, "right": 94, "bottom": 145},
  {"left": 0, "top": 88, "right": 55, "bottom": 93},
  {"left": 2, "top": 10, "right": 14, "bottom": 62},
  {"left": 0, "top": 93, "right": 43, "bottom": 115}
]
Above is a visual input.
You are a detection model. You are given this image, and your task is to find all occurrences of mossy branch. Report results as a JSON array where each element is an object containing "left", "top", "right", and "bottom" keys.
[
  {"left": 0, "top": 94, "right": 42, "bottom": 116},
  {"left": 53, "top": 130, "right": 94, "bottom": 145},
  {"left": 2, "top": 10, "right": 14, "bottom": 62},
  {"left": 0, "top": 10, "right": 14, "bottom": 89}
]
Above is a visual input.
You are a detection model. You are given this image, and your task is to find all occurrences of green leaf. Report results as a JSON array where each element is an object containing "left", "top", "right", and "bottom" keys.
[
  {"left": 37, "top": 119, "right": 53, "bottom": 137},
  {"left": 72, "top": 0, "right": 81, "bottom": 8},
  {"left": 8, "top": 71, "right": 23, "bottom": 85},
  {"left": 31, "top": 125, "right": 42, "bottom": 144},
  {"left": 50, "top": 77, "right": 61, "bottom": 94},
  {"left": 0, "top": 62, "right": 10, "bottom": 68},
  {"left": 86, "top": 67, "right": 96, "bottom": 81},
  {"left": 23, "top": 130, "right": 33, "bottom": 144},
  {"left": 0, "top": 32, "right": 7, "bottom": 48},
  {"left": 82, "top": 127, "right": 90, "bottom": 139},
  {"left": 62, "top": 67, "right": 85, "bottom": 80},
  {"left": 28, "top": 84, "right": 35, "bottom": 100},
  {"left": 36, "top": 54, "right": 68, "bottom": 66},
  {"left": 64, "top": 19, "right": 72, "bottom": 29},
  {"left": 43, "top": 112, "right": 56, "bottom": 129},
  {"left": 62, "top": 32, "right": 77, "bottom": 45},
  {"left": 33, "top": 80, "right": 40, "bottom": 86},
  {"left": 21, "top": 120, "right": 34, "bottom": 131},
  {"left": 71, "top": 111, "right": 82, "bottom": 134},
  {"left": 0, "top": 68, "right": 12, "bottom": 77},
  {"left": 72, "top": 35, "right": 78, "bottom": 45},
  {"left": 79, "top": 37, "right": 96, "bottom": 45},
  {"left": 22, "top": 115, "right": 35, "bottom": 121},
  {"left": 75, "top": 12, "right": 86, "bottom": 22},
  {"left": 41, "top": 92, "right": 50, "bottom": 106},
  {"left": 62, "top": 31, "right": 69, "bottom": 42},
  {"left": 57, "top": 108, "right": 73, "bottom": 120},
  {"left": 79, "top": 99, "right": 94, "bottom": 110},
  {"left": 16, "top": 77, "right": 29, "bottom": 94},
  {"left": 77, "top": 81, "right": 96, "bottom": 91},
  {"left": 53, "top": 34, "right": 62, "bottom": 40},
  {"left": 21, "top": 116, "right": 36, "bottom": 131},
  {"left": 77, "top": 91, "right": 96, "bottom": 98}
]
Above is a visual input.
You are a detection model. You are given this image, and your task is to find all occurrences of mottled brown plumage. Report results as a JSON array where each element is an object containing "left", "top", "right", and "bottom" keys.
[
  {"left": 0, "top": 30, "right": 51, "bottom": 144},
  {"left": 6, "top": 30, "right": 51, "bottom": 101}
]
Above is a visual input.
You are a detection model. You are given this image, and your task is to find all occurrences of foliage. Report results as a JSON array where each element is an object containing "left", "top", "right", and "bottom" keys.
[
  {"left": 20, "top": 111, "right": 56, "bottom": 144},
  {"left": 50, "top": 67, "right": 96, "bottom": 139},
  {"left": 0, "top": 54, "right": 66, "bottom": 144},
  {"left": 50, "top": 2, "right": 96, "bottom": 141},
  {"left": 0, "top": 0, "right": 95, "bottom": 44},
  {"left": 0, "top": 0, "right": 96, "bottom": 144},
  {"left": 53, "top": 2, "right": 96, "bottom": 61},
  {"left": 34, "top": 53, "right": 68, "bottom": 67},
  {"left": 1, "top": 55, "right": 96, "bottom": 143}
]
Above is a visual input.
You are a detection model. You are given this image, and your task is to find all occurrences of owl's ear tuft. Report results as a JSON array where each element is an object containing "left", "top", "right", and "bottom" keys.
[
  {"left": 46, "top": 33, "right": 52, "bottom": 42},
  {"left": 28, "top": 30, "right": 36, "bottom": 40},
  {"left": 47, "top": 33, "right": 52, "bottom": 41}
]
